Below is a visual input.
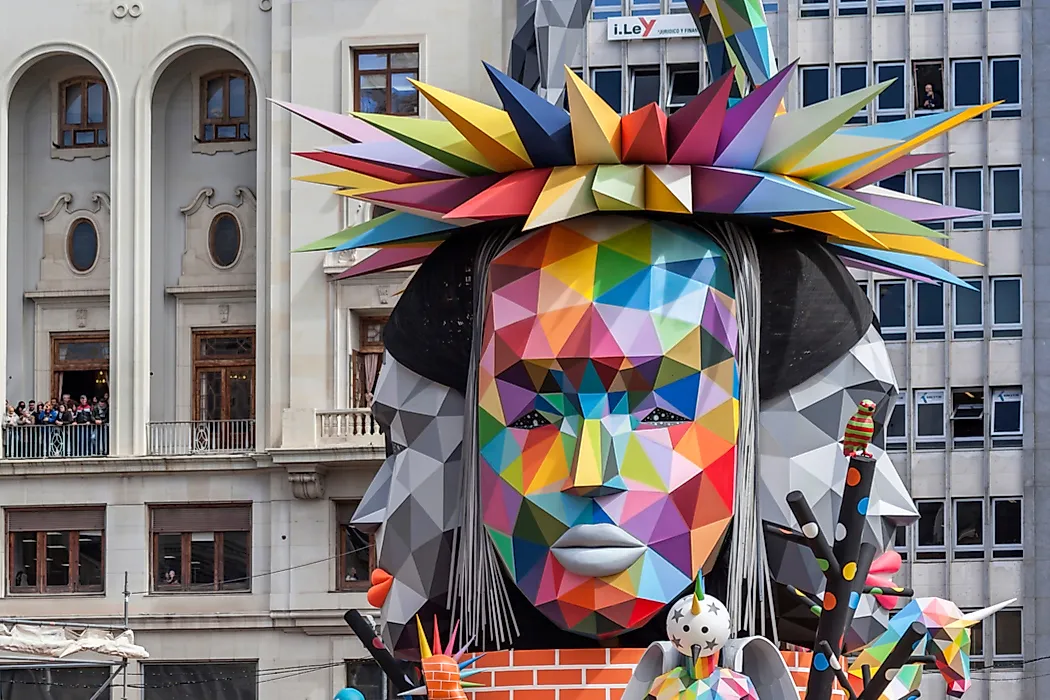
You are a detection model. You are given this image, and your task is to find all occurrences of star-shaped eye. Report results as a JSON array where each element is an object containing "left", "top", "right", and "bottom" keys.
[
  {"left": 509, "top": 410, "right": 551, "bottom": 429},
  {"left": 641, "top": 408, "right": 688, "bottom": 425}
]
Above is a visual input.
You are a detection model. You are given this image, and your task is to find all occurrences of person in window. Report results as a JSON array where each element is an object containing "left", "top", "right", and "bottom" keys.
[
  {"left": 922, "top": 84, "right": 942, "bottom": 110},
  {"left": 347, "top": 567, "right": 360, "bottom": 582},
  {"left": 13, "top": 570, "right": 28, "bottom": 587},
  {"left": 164, "top": 569, "right": 179, "bottom": 585}
]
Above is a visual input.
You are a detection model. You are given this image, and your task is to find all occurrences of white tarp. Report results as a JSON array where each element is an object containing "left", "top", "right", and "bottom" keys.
[{"left": 0, "top": 624, "right": 148, "bottom": 660}]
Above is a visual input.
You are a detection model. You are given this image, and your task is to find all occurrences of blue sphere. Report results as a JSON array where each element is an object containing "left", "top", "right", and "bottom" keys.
[{"left": 335, "top": 688, "right": 367, "bottom": 700}]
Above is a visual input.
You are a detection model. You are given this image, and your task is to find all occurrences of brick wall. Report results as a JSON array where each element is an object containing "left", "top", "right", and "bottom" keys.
[{"left": 462, "top": 648, "right": 846, "bottom": 700}]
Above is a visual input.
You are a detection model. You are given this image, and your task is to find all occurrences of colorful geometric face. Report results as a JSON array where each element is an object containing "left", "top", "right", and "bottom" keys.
[{"left": 477, "top": 215, "right": 739, "bottom": 637}]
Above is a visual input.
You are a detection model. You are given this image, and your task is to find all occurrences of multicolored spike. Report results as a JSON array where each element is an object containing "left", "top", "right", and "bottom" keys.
[{"left": 399, "top": 616, "right": 485, "bottom": 700}]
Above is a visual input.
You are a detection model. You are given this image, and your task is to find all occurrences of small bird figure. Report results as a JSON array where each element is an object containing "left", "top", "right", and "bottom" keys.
[{"left": 842, "top": 399, "right": 877, "bottom": 458}]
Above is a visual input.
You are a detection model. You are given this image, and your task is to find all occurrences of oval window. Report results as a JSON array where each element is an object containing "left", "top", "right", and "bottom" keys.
[
  {"left": 209, "top": 213, "right": 241, "bottom": 268},
  {"left": 67, "top": 219, "right": 99, "bottom": 272}
]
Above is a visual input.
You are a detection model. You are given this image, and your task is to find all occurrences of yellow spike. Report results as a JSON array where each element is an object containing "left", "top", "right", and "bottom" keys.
[
  {"left": 786, "top": 134, "right": 902, "bottom": 180},
  {"left": 415, "top": 616, "right": 432, "bottom": 659},
  {"left": 830, "top": 103, "right": 998, "bottom": 188},
  {"left": 294, "top": 171, "right": 395, "bottom": 190},
  {"left": 775, "top": 211, "right": 887, "bottom": 249},
  {"left": 564, "top": 67, "right": 622, "bottom": 164},
  {"left": 691, "top": 593, "right": 702, "bottom": 615},
  {"left": 861, "top": 233, "right": 982, "bottom": 265},
  {"left": 409, "top": 79, "right": 533, "bottom": 172}
]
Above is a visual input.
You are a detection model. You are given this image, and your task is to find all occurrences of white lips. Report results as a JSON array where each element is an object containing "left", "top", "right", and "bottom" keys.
[{"left": 550, "top": 524, "right": 645, "bottom": 578}]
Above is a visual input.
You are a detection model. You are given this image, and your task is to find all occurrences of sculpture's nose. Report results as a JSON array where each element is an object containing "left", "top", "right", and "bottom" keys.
[{"left": 564, "top": 418, "right": 626, "bottom": 497}]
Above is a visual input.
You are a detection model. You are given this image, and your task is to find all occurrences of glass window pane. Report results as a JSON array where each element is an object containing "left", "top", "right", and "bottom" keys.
[
  {"left": 668, "top": 69, "right": 700, "bottom": 107},
  {"left": 915, "top": 171, "right": 944, "bottom": 204},
  {"left": 993, "top": 397, "right": 1021, "bottom": 434},
  {"left": 0, "top": 667, "right": 115, "bottom": 700},
  {"left": 189, "top": 532, "right": 215, "bottom": 587},
  {"left": 993, "top": 168, "right": 1020, "bottom": 215},
  {"left": 64, "top": 84, "right": 83, "bottom": 125},
  {"left": 955, "top": 279, "right": 982, "bottom": 327},
  {"left": 993, "top": 278, "right": 1021, "bottom": 325},
  {"left": 74, "top": 130, "right": 96, "bottom": 145},
  {"left": 916, "top": 394, "right": 944, "bottom": 437},
  {"left": 970, "top": 619, "right": 984, "bottom": 658},
  {"left": 205, "top": 78, "right": 226, "bottom": 119},
  {"left": 917, "top": 501, "right": 945, "bottom": 546},
  {"left": 955, "top": 500, "right": 983, "bottom": 546},
  {"left": 347, "top": 661, "right": 388, "bottom": 700},
  {"left": 221, "top": 532, "right": 249, "bottom": 590},
  {"left": 78, "top": 531, "right": 103, "bottom": 588},
  {"left": 357, "top": 53, "right": 388, "bottom": 71},
  {"left": 210, "top": 214, "right": 241, "bottom": 268},
  {"left": 216, "top": 125, "right": 238, "bottom": 140},
  {"left": 632, "top": 68, "right": 660, "bottom": 110},
  {"left": 390, "top": 52, "right": 418, "bottom": 70},
  {"left": 68, "top": 220, "right": 99, "bottom": 272},
  {"left": 228, "top": 77, "right": 247, "bottom": 119},
  {"left": 145, "top": 663, "right": 258, "bottom": 700},
  {"left": 390, "top": 72, "right": 419, "bottom": 115},
  {"left": 840, "top": 65, "right": 867, "bottom": 93},
  {"left": 593, "top": 70, "right": 623, "bottom": 113},
  {"left": 953, "top": 61, "right": 982, "bottom": 106},
  {"left": 86, "top": 82, "right": 105, "bottom": 124},
  {"left": 953, "top": 170, "right": 982, "bottom": 210},
  {"left": 994, "top": 499, "right": 1022, "bottom": 545},
  {"left": 876, "top": 64, "right": 905, "bottom": 110},
  {"left": 991, "top": 59, "right": 1020, "bottom": 105},
  {"left": 13, "top": 532, "right": 38, "bottom": 589},
  {"left": 878, "top": 282, "right": 906, "bottom": 328},
  {"left": 879, "top": 174, "right": 906, "bottom": 193},
  {"left": 886, "top": 400, "right": 906, "bottom": 438},
  {"left": 994, "top": 610, "right": 1022, "bottom": 657},
  {"left": 802, "top": 67, "right": 829, "bottom": 106},
  {"left": 45, "top": 531, "right": 70, "bottom": 588},
  {"left": 157, "top": 533, "right": 182, "bottom": 587},
  {"left": 916, "top": 282, "right": 943, "bottom": 327},
  {"left": 358, "top": 74, "right": 388, "bottom": 114}
]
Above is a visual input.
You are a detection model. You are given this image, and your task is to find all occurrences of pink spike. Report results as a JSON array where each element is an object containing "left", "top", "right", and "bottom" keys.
[
  {"left": 846, "top": 152, "right": 949, "bottom": 190},
  {"left": 452, "top": 636, "right": 477, "bottom": 662},
  {"left": 334, "top": 245, "right": 438, "bottom": 280},
  {"left": 666, "top": 72, "right": 735, "bottom": 165},
  {"left": 446, "top": 619, "right": 460, "bottom": 657},
  {"left": 432, "top": 616, "right": 443, "bottom": 656},
  {"left": 270, "top": 99, "right": 393, "bottom": 143},
  {"left": 293, "top": 151, "right": 430, "bottom": 185}
]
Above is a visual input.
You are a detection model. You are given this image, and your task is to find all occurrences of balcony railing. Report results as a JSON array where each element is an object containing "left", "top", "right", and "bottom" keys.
[
  {"left": 2, "top": 423, "right": 110, "bottom": 459},
  {"left": 147, "top": 419, "right": 256, "bottom": 456},
  {"left": 317, "top": 409, "right": 384, "bottom": 448}
]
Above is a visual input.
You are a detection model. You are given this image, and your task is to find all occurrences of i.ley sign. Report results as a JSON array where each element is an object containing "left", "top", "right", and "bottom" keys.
[{"left": 606, "top": 14, "right": 700, "bottom": 41}]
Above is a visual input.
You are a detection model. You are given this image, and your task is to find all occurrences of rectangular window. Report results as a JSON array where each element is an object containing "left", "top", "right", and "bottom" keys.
[
  {"left": 894, "top": 524, "right": 909, "bottom": 561},
  {"left": 879, "top": 174, "right": 906, "bottom": 193},
  {"left": 838, "top": 64, "right": 869, "bottom": 124},
  {"left": 337, "top": 501, "right": 375, "bottom": 591},
  {"left": 915, "top": 499, "right": 946, "bottom": 560},
  {"left": 875, "top": 63, "right": 906, "bottom": 121},
  {"left": 592, "top": 0, "right": 623, "bottom": 18},
  {"left": 991, "top": 276, "right": 1022, "bottom": 338},
  {"left": 914, "top": 61, "right": 945, "bottom": 111},
  {"left": 0, "top": 667, "right": 114, "bottom": 700},
  {"left": 914, "top": 389, "right": 945, "bottom": 450},
  {"left": 913, "top": 169, "right": 945, "bottom": 231},
  {"left": 876, "top": 0, "right": 905, "bottom": 13},
  {"left": 993, "top": 609, "right": 1023, "bottom": 662},
  {"left": 801, "top": 66, "right": 830, "bottom": 106},
  {"left": 7, "top": 507, "right": 105, "bottom": 594},
  {"left": 914, "top": 282, "right": 944, "bottom": 340},
  {"left": 953, "top": 279, "right": 983, "bottom": 339},
  {"left": 951, "top": 168, "right": 983, "bottom": 231},
  {"left": 885, "top": 392, "right": 907, "bottom": 450},
  {"left": 953, "top": 499, "right": 984, "bottom": 559},
  {"left": 150, "top": 505, "right": 251, "bottom": 593},
  {"left": 992, "top": 497, "right": 1022, "bottom": 559},
  {"left": 630, "top": 0, "right": 661, "bottom": 14},
  {"left": 838, "top": 0, "right": 867, "bottom": 15},
  {"left": 913, "top": 0, "right": 943, "bottom": 11},
  {"left": 990, "top": 57, "right": 1021, "bottom": 118},
  {"left": 952, "top": 0, "right": 981, "bottom": 10},
  {"left": 801, "top": 0, "right": 831, "bottom": 17},
  {"left": 991, "top": 167, "right": 1021, "bottom": 228},
  {"left": 857, "top": 280, "right": 868, "bottom": 297},
  {"left": 630, "top": 66, "right": 660, "bottom": 111},
  {"left": 354, "top": 47, "right": 419, "bottom": 116},
  {"left": 347, "top": 660, "right": 393, "bottom": 700},
  {"left": 876, "top": 280, "right": 907, "bottom": 341},
  {"left": 144, "top": 663, "right": 257, "bottom": 700},
  {"left": 667, "top": 66, "right": 700, "bottom": 114},
  {"left": 990, "top": 387, "right": 1022, "bottom": 448},
  {"left": 764, "top": 0, "right": 779, "bottom": 11},
  {"left": 591, "top": 68, "right": 623, "bottom": 115},
  {"left": 950, "top": 389, "right": 984, "bottom": 449},
  {"left": 952, "top": 59, "right": 983, "bottom": 107}
]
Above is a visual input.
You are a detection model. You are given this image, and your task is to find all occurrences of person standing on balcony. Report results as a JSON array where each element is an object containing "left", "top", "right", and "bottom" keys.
[{"left": 92, "top": 399, "right": 109, "bottom": 456}]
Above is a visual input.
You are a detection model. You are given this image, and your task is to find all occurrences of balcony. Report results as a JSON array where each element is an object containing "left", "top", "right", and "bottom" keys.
[
  {"left": 2, "top": 424, "right": 109, "bottom": 459},
  {"left": 316, "top": 409, "right": 384, "bottom": 447},
  {"left": 147, "top": 419, "right": 256, "bottom": 456}
]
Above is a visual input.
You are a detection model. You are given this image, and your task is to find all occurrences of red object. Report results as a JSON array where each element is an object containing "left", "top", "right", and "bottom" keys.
[
  {"left": 620, "top": 104, "right": 668, "bottom": 164},
  {"left": 444, "top": 168, "right": 552, "bottom": 220},
  {"left": 866, "top": 550, "right": 903, "bottom": 609},
  {"left": 367, "top": 568, "right": 393, "bottom": 608}
]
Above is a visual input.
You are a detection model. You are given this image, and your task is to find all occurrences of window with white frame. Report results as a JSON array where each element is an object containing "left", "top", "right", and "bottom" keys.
[
  {"left": 913, "top": 169, "right": 945, "bottom": 231},
  {"left": 914, "top": 282, "right": 944, "bottom": 340},
  {"left": 592, "top": 0, "right": 622, "bottom": 19},
  {"left": 876, "top": 280, "right": 907, "bottom": 341},
  {"left": 952, "top": 0, "right": 981, "bottom": 11},
  {"left": 952, "top": 59, "right": 983, "bottom": 107},
  {"left": 914, "top": 61, "right": 945, "bottom": 111},
  {"left": 801, "top": 66, "right": 830, "bottom": 106},
  {"left": 913, "top": 0, "right": 943, "bottom": 11},
  {"left": 876, "top": 0, "right": 905, "bottom": 13},
  {"left": 951, "top": 168, "right": 983, "bottom": 230},
  {"left": 992, "top": 497, "right": 1022, "bottom": 558},
  {"left": 893, "top": 524, "right": 908, "bottom": 560},
  {"left": 667, "top": 66, "right": 700, "bottom": 113},
  {"left": 914, "top": 389, "right": 945, "bottom": 450},
  {"left": 837, "top": 64, "right": 869, "bottom": 124},
  {"left": 801, "top": 0, "right": 830, "bottom": 17},
  {"left": 885, "top": 392, "right": 907, "bottom": 450},
  {"left": 991, "top": 276, "right": 1021, "bottom": 338},
  {"left": 838, "top": 0, "right": 867, "bottom": 15},
  {"left": 990, "top": 57, "right": 1021, "bottom": 118},
  {"left": 915, "top": 499, "right": 945, "bottom": 560},
  {"left": 953, "top": 279, "right": 983, "bottom": 340},
  {"left": 966, "top": 614, "right": 986, "bottom": 665},
  {"left": 630, "top": 66, "right": 660, "bottom": 111},
  {"left": 629, "top": 0, "right": 660, "bottom": 13},
  {"left": 991, "top": 167, "right": 1021, "bottom": 228},
  {"left": 592, "top": 68, "right": 623, "bottom": 114},
  {"left": 950, "top": 388, "right": 985, "bottom": 449},
  {"left": 875, "top": 63, "right": 906, "bottom": 121},
  {"left": 879, "top": 174, "right": 906, "bottom": 193},
  {"left": 953, "top": 498, "right": 984, "bottom": 559},
  {"left": 990, "top": 387, "right": 1022, "bottom": 448},
  {"left": 993, "top": 609, "right": 1023, "bottom": 663},
  {"left": 990, "top": 0, "right": 1019, "bottom": 9}
]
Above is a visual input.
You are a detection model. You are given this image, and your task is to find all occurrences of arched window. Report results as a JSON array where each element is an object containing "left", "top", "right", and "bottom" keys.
[
  {"left": 67, "top": 219, "right": 99, "bottom": 272},
  {"left": 200, "top": 71, "right": 251, "bottom": 142},
  {"left": 209, "top": 213, "right": 242, "bottom": 268},
  {"left": 59, "top": 78, "right": 108, "bottom": 148}
]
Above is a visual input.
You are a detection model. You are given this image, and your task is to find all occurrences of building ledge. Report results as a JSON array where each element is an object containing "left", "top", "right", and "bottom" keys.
[
  {"left": 164, "top": 284, "right": 255, "bottom": 298},
  {"left": 0, "top": 454, "right": 263, "bottom": 477}
]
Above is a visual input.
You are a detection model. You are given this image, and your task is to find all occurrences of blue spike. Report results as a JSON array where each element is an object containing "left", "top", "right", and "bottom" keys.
[
  {"left": 459, "top": 669, "right": 484, "bottom": 679},
  {"left": 459, "top": 654, "right": 484, "bottom": 670},
  {"left": 483, "top": 62, "right": 575, "bottom": 168},
  {"left": 332, "top": 212, "right": 459, "bottom": 251},
  {"left": 828, "top": 243, "right": 977, "bottom": 290}
]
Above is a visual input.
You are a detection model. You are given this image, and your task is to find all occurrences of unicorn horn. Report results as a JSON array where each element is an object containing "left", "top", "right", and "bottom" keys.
[
  {"left": 691, "top": 572, "right": 705, "bottom": 614},
  {"left": 962, "top": 599, "right": 1017, "bottom": 625}
]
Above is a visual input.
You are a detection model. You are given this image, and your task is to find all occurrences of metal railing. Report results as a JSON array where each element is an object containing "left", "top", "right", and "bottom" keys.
[
  {"left": 147, "top": 419, "right": 256, "bottom": 456},
  {"left": 317, "top": 409, "right": 383, "bottom": 446},
  {"left": 2, "top": 424, "right": 110, "bottom": 459}
]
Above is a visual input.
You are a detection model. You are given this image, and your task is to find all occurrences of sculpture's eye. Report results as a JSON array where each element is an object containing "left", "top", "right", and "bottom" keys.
[
  {"left": 702, "top": 626, "right": 709, "bottom": 634},
  {"left": 683, "top": 625, "right": 690, "bottom": 633},
  {"left": 642, "top": 408, "right": 688, "bottom": 425},
  {"left": 509, "top": 410, "right": 551, "bottom": 429}
]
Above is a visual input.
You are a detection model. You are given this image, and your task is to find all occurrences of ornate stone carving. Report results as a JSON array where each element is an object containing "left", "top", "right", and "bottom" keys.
[
  {"left": 75, "top": 309, "right": 87, "bottom": 328},
  {"left": 113, "top": 3, "right": 141, "bottom": 18},
  {"left": 36, "top": 192, "right": 111, "bottom": 293},
  {"left": 288, "top": 470, "right": 326, "bottom": 500},
  {"left": 219, "top": 304, "right": 230, "bottom": 324},
  {"left": 376, "top": 286, "right": 392, "bottom": 306},
  {"left": 176, "top": 187, "right": 257, "bottom": 289},
  {"left": 259, "top": 0, "right": 273, "bottom": 11}
]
